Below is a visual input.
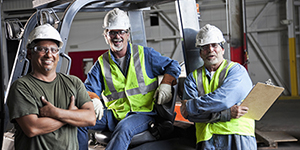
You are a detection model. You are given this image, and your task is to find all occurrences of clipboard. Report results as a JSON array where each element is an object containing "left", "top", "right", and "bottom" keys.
[{"left": 240, "top": 82, "right": 284, "bottom": 120}]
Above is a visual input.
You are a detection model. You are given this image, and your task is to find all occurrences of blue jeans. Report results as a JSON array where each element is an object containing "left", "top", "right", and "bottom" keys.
[{"left": 77, "top": 109, "right": 155, "bottom": 150}]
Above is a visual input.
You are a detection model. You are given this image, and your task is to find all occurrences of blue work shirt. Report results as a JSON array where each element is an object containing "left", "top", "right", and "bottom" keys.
[
  {"left": 85, "top": 42, "right": 181, "bottom": 103},
  {"left": 182, "top": 63, "right": 253, "bottom": 122}
]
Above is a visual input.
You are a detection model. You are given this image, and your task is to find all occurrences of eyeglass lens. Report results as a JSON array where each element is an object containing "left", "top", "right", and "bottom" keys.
[
  {"left": 34, "top": 46, "right": 59, "bottom": 54},
  {"left": 200, "top": 43, "right": 219, "bottom": 51},
  {"left": 108, "top": 30, "right": 128, "bottom": 36}
]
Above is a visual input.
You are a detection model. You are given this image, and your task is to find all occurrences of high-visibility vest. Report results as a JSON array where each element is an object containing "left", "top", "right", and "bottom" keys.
[
  {"left": 98, "top": 43, "right": 158, "bottom": 120},
  {"left": 193, "top": 59, "right": 255, "bottom": 143}
]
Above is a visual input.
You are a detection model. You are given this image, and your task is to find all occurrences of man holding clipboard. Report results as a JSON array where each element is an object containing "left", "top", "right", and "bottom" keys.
[{"left": 180, "top": 24, "right": 257, "bottom": 150}]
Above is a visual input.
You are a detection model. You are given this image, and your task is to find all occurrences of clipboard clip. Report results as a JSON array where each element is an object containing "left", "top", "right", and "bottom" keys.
[{"left": 265, "top": 79, "right": 274, "bottom": 85}]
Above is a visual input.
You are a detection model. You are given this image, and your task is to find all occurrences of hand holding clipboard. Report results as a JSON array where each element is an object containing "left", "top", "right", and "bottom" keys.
[{"left": 240, "top": 82, "right": 284, "bottom": 120}]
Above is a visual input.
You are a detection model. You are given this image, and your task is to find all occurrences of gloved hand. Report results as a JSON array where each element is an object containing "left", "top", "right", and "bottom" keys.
[
  {"left": 87, "top": 91, "right": 104, "bottom": 120},
  {"left": 154, "top": 83, "right": 172, "bottom": 105},
  {"left": 91, "top": 98, "right": 104, "bottom": 120}
]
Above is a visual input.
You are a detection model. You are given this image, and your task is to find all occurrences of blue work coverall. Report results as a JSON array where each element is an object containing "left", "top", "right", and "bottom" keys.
[
  {"left": 183, "top": 63, "right": 257, "bottom": 150},
  {"left": 78, "top": 42, "right": 181, "bottom": 150}
]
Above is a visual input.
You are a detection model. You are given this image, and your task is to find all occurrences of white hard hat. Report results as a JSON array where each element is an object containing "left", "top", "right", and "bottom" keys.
[
  {"left": 103, "top": 8, "right": 131, "bottom": 30},
  {"left": 195, "top": 24, "right": 225, "bottom": 47},
  {"left": 27, "top": 23, "right": 63, "bottom": 49}
]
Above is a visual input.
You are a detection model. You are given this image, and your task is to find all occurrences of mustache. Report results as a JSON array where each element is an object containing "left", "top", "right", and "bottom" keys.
[{"left": 113, "top": 38, "right": 122, "bottom": 42}]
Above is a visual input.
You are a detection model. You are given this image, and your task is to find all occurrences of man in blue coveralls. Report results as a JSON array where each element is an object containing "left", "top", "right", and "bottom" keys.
[
  {"left": 77, "top": 8, "right": 181, "bottom": 150},
  {"left": 180, "top": 24, "right": 257, "bottom": 150}
]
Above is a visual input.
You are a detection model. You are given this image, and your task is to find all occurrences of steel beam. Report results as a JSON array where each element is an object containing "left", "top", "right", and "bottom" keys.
[
  {"left": 175, "top": 0, "right": 201, "bottom": 74},
  {"left": 152, "top": 6, "right": 179, "bottom": 32},
  {"left": 151, "top": 5, "right": 181, "bottom": 60},
  {"left": 57, "top": 0, "right": 101, "bottom": 72},
  {"left": 228, "top": 0, "right": 248, "bottom": 68},
  {"left": 5, "top": 13, "right": 38, "bottom": 99},
  {"left": 246, "top": 0, "right": 294, "bottom": 95},
  {"left": 248, "top": 27, "right": 287, "bottom": 33},
  {"left": 128, "top": 10, "right": 147, "bottom": 47},
  {"left": 247, "top": 33, "right": 289, "bottom": 95},
  {"left": 0, "top": 1, "right": 5, "bottom": 148},
  {"left": 249, "top": 2, "right": 274, "bottom": 28},
  {"left": 286, "top": 0, "right": 299, "bottom": 96}
]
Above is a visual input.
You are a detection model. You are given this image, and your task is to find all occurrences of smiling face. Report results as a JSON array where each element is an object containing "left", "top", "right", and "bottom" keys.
[
  {"left": 200, "top": 43, "right": 224, "bottom": 69},
  {"left": 28, "top": 40, "right": 59, "bottom": 74},
  {"left": 104, "top": 29, "right": 130, "bottom": 52}
]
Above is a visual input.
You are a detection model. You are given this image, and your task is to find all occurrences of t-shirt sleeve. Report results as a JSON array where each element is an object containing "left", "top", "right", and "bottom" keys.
[
  {"left": 7, "top": 80, "right": 40, "bottom": 123},
  {"left": 73, "top": 76, "right": 92, "bottom": 108}
]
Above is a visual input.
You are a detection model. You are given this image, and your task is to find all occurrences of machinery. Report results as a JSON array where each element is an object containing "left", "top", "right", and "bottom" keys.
[
  {"left": 0, "top": 0, "right": 249, "bottom": 149},
  {"left": 0, "top": 0, "right": 201, "bottom": 149}
]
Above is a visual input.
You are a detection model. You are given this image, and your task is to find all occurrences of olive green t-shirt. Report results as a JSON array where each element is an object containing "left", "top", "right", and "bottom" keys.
[{"left": 7, "top": 73, "right": 91, "bottom": 150}]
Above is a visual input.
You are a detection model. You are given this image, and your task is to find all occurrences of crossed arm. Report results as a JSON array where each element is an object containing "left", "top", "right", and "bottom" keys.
[
  {"left": 16, "top": 96, "right": 96, "bottom": 138},
  {"left": 181, "top": 100, "right": 249, "bottom": 122},
  {"left": 180, "top": 64, "right": 252, "bottom": 123}
]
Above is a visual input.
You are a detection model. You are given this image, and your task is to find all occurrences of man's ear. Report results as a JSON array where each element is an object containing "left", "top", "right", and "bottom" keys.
[
  {"left": 221, "top": 47, "right": 225, "bottom": 55},
  {"left": 104, "top": 34, "right": 109, "bottom": 44}
]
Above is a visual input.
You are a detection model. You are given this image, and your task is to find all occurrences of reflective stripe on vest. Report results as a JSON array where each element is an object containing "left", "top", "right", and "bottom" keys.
[
  {"left": 193, "top": 60, "right": 233, "bottom": 96},
  {"left": 98, "top": 43, "right": 158, "bottom": 120},
  {"left": 193, "top": 59, "right": 255, "bottom": 143}
]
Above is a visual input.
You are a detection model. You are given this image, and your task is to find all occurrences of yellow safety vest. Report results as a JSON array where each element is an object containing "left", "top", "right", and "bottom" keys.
[
  {"left": 193, "top": 59, "right": 255, "bottom": 143},
  {"left": 98, "top": 43, "right": 158, "bottom": 120}
]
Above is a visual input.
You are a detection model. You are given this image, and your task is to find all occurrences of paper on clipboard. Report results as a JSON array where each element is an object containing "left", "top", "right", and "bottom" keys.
[{"left": 240, "top": 82, "right": 284, "bottom": 120}]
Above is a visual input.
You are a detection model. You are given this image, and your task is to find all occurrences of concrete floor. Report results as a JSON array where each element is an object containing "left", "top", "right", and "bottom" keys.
[
  {"left": 256, "top": 99, "right": 300, "bottom": 149},
  {"left": 88, "top": 99, "right": 300, "bottom": 150}
]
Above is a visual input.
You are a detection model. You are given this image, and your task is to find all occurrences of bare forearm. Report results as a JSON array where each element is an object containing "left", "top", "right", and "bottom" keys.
[
  {"left": 56, "top": 108, "right": 96, "bottom": 127},
  {"left": 40, "top": 99, "right": 96, "bottom": 127},
  {"left": 16, "top": 116, "right": 65, "bottom": 138},
  {"left": 34, "top": 117, "right": 65, "bottom": 135}
]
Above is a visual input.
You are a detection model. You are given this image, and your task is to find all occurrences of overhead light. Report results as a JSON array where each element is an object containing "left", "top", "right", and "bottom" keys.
[{"left": 4, "top": 19, "right": 24, "bottom": 40}]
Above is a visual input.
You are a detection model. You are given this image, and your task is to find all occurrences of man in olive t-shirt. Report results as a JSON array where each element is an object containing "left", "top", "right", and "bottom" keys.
[{"left": 7, "top": 24, "right": 96, "bottom": 150}]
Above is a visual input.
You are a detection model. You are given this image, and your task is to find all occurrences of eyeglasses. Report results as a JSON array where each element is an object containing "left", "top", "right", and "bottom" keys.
[
  {"left": 33, "top": 46, "right": 60, "bottom": 55},
  {"left": 200, "top": 43, "right": 219, "bottom": 51},
  {"left": 107, "top": 30, "right": 128, "bottom": 36}
]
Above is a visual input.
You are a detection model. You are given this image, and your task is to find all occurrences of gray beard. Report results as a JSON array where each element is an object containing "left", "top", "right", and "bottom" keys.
[{"left": 112, "top": 44, "right": 123, "bottom": 51}]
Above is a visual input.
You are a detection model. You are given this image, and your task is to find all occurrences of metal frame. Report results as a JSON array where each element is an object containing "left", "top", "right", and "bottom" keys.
[
  {"left": 0, "top": 2, "right": 5, "bottom": 149},
  {"left": 286, "top": 0, "right": 299, "bottom": 96},
  {"left": 128, "top": 10, "right": 147, "bottom": 47},
  {"left": 4, "top": 12, "right": 38, "bottom": 104},
  {"left": 227, "top": 0, "right": 248, "bottom": 68},
  {"left": 175, "top": 0, "right": 201, "bottom": 74},
  {"left": 150, "top": 6, "right": 182, "bottom": 60},
  {"left": 246, "top": 1, "right": 291, "bottom": 95},
  {"left": 6, "top": 0, "right": 178, "bottom": 86},
  {"left": 0, "top": 1, "right": 204, "bottom": 148},
  {"left": 247, "top": 34, "right": 289, "bottom": 95}
]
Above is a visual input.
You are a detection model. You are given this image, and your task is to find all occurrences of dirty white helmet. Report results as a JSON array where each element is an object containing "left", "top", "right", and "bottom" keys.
[
  {"left": 103, "top": 8, "right": 131, "bottom": 30},
  {"left": 195, "top": 24, "right": 225, "bottom": 47},
  {"left": 27, "top": 23, "right": 63, "bottom": 49}
]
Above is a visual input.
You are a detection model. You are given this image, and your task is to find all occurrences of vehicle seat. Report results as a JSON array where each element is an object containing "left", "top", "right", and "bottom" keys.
[{"left": 93, "top": 80, "right": 178, "bottom": 147}]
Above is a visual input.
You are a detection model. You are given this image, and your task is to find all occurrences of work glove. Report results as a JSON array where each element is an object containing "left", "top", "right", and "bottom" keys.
[
  {"left": 88, "top": 91, "right": 104, "bottom": 120},
  {"left": 91, "top": 98, "right": 104, "bottom": 120},
  {"left": 154, "top": 83, "right": 172, "bottom": 105}
]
